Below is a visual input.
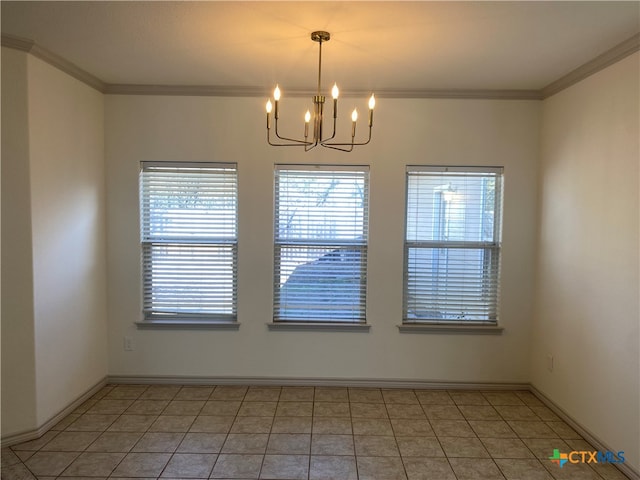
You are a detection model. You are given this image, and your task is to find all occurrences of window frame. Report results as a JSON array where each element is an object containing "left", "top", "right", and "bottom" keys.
[
  {"left": 138, "top": 161, "right": 239, "bottom": 329},
  {"left": 402, "top": 165, "right": 504, "bottom": 330},
  {"left": 272, "top": 164, "right": 370, "bottom": 327}
]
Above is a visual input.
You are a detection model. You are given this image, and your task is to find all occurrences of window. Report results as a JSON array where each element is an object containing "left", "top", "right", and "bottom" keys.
[
  {"left": 139, "top": 162, "right": 237, "bottom": 323},
  {"left": 404, "top": 166, "right": 503, "bottom": 325},
  {"left": 274, "top": 165, "right": 369, "bottom": 323}
]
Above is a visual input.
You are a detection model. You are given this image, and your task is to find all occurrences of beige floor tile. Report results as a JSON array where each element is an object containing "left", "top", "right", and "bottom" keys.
[
  {"left": 386, "top": 404, "right": 426, "bottom": 419},
  {"left": 495, "top": 405, "right": 540, "bottom": 421},
  {"left": 231, "top": 416, "right": 274, "bottom": 433},
  {"left": 356, "top": 456, "right": 407, "bottom": 480},
  {"left": 430, "top": 419, "right": 476, "bottom": 437},
  {"left": 469, "top": 420, "right": 518, "bottom": 438},
  {"left": 350, "top": 402, "right": 388, "bottom": 418},
  {"left": 24, "top": 452, "right": 80, "bottom": 476},
  {"left": 210, "top": 453, "right": 263, "bottom": 479},
  {"left": 87, "top": 399, "right": 134, "bottom": 415},
  {"left": 352, "top": 418, "right": 393, "bottom": 436},
  {"left": 313, "top": 402, "right": 350, "bottom": 417},
  {"left": 177, "top": 432, "right": 226, "bottom": 453},
  {"left": 0, "top": 462, "right": 37, "bottom": 480},
  {"left": 110, "top": 452, "right": 171, "bottom": 477},
  {"left": 520, "top": 438, "right": 572, "bottom": 459},
  {"left": 348, "top": 388, "right": 383, "bottom": 404},
  {"left": 276, "top": 401, "right": 313, "bottom": 417},
  {"left": 139, "top": 386, "right": 181, "bottom": 401},
  {"left": 423, "top": 405, "right": 464, "bottom": 420},
  {"left": 481, "top": 437, "right": 536, "bottom": 458},
  {"left": 105, "top": 385, "right": 148, "bottom": 400},
  {"left": 125, "top": 400, "right": 170, "bottom": 415},
  {"left": 2, "top": 447, "right": 22, "bottom": 467},
  {"left": 530, "top": 406, "right": 562, "bottom": 422},
  {"left": 244, "top": 387, "right": 281, "bottom": 402},
  {"left": 483, "top": 392, "right": 525, "bottom": 406},
  {"left": 266, "top": 433, "right": 311, "bottom": 454},
  {"left": 391, "top": 419, "right": 435, "bottom": 437},
  {"left": 545, "top": 421, "right": 582, "bottom": 439},
  {"left": 162, "top": 400, "right": 205, "bottom": 416},
  {"left": 160, "top": 453, "right": 217, "bottom": 478},
  {"left": 174, "top": 386, "right": 214, "bottom": 401},
  {"left": 280, "top": 387, "right": 315, "bottom": 402},
  {"left": 450, "top": 391, "right": 490, "bottom": 406},
  {"left": 189, "top": 415, "right": 234, "bottom": 433},
  {"left": 65, "top": 414, "right": 119, "bottom": 432},
  {"left": 396, "top": 436, "right": 444, "bottom": 457},
  {"left": 310, "top": 455, "right": 357, "bottom": 480},
  {"left": 311, "top": 434, "right": 354, "bottom": 456},
  {"left": 131, "top": 432, "right": 185, "bottom": 453},
  {"left": 403, "top": 457, "right": 456, "bottom": 480},
  {"left": 221, "top": 433, "right": 268, "bottom": 454},
  {"left": 416, "top": 391, "right": 454, "bottom": 406},
  {"left": 459, "top": 405, "right": 502, "bottom": 421},
  {"left": 210, "top": 385, "right": 248, "bottom": 401},
  {"left": 494, "top": 458, "right": 553, "bottom": 480},
  {"left": 354, "top": 435, "right": 399, "bottom": 456},
  {"left": 40, "top": 431, "right": 101, "bottom": 452},
  {"left": 200, "top": 400, "right": 241, "bottom": 416},
  {"left": 514, "top": 392, "right": 545, "bottom": 407},
  {"left": 272, "top": 416, "right": 312, "bottom": 434},
  {"left": 51, "top": 414, "right": 81, "bottom": 431},
  {"left": 313, "top": 387, "right": 349, "bottom": 403},
  {"left": 86, "top": 432, "right": 142, "bottom": 452},
  {"left": 508, "top": 421, "right": 558, "bottom": 439},
  {"left": 148, "top": 415, "right": 195, "bottom": 432},
  {"left": 439, "top": 436, "right": 490, "bottom": 458},
  {"left": 448, "top": 457, "right": 505, "bottom": 479},
  {"left": 107, "top": 415, "right": 158, "bottom": 432},
  {"left": 260, "top": 454, "right": 309, "bottom": 479},
  {"left": 382, "top": 389, "right": 419, "bottom": 405},
  {"left": 543, "top": 461, "right": 602, "bottom": 480},
  {"left": 237, "top": 401, "right": 278, "bottom": 417},
  {"left": 60, "top": 452, "right": 125, "bottom": 476}
]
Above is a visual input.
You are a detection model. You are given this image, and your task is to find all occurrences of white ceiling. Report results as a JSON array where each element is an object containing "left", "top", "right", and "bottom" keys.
[{"left": 2, "top": 1, "right": 639, "bottom": 94}]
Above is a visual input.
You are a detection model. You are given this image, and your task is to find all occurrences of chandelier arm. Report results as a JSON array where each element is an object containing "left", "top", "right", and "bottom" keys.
[
  {"left": 273, "top": 119, "right": 314, "bottom": 145},
  {"left": 268, "top": 128, "right": 315, "bottom": 147},
  {"left": 321, "top": 127, "right": 373, "bottom": 148}
]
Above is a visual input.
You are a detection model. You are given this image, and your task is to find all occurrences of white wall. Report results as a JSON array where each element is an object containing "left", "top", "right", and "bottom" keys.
[
  {"left": 1, "top": 47, "right": 38, "bottom": 436},
  {"left": 532, "top": 52, "right": 639, "bottom": 471},
  {"left": 106, "top": 95, "right": 539, "bottom": 383},
  {"left": 0, "top": 49, "right": 109, "bottom": 436}
]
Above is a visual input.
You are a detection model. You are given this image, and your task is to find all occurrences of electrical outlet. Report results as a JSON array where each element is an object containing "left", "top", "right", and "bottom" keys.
[
  {"left": 547, "top": 353, "right": 554, "bottom": 372},
  {"left": 124, "top": 336, "right": 134, "bottom": 351}
]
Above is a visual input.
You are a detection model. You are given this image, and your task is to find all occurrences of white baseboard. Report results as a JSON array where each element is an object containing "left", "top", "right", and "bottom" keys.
[
  {"left": 530, "top": 385, "right": 639, "bottom": 480},
  {"left": 1, "top": 377, "right": 108, "bottom": 448},
  {"left": 107, "top": 374, "right": 530, "bottom": 391}
]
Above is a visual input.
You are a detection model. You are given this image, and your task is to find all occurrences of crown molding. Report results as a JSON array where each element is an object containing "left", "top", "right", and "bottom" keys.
[
  {"left": 3, "top": 32, "right": 638, "bottom": 100},
  {"left": 2, "top": 34, "right": 105, "bottom": 92},
  {"left": 541, "top": 33, "right": 640, "bottom": 99}
]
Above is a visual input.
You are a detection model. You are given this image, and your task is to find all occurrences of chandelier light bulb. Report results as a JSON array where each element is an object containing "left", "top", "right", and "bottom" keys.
[
  {"left": 369, "top": 94, "right": 376, "bottom": 110},
  {"left": 351, "top": 108, "right": 358, "bottom": 122},
  {"left": 332, "top": 83, "right": 339, "bottom": 99},
  {"left": 305, "top": 110, "right": 311, "bottom": 123},
  {"left": 266, "top": 99, "right": 273, "bottom": 113},
  {"left": 274, "top": 85, "right": 281, "bottom": 101}
]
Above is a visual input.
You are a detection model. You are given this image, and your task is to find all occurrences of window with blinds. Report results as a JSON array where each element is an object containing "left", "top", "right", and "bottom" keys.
[
  {"left": 139, "top": 162, "right": 238, "bottom": 323},
  {"left": 404, "top": 166, "right": 503, "bottom": 324},
  {"left": 274, "top": 165, "right": 369, "bottom": 323}
]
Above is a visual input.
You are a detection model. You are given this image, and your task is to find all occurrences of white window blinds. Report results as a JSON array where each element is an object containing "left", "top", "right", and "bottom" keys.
[
  {"left": 404, "top": 166, "right": 503, "bottom": 324},
  {"left": 274, "top": 165, "right": 369, "bottom": 323},
  {"left": 139, "top": 162, "right": 238, "bottom": 322}
]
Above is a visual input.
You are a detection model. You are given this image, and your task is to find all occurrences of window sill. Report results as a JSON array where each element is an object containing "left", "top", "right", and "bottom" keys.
[
  {"left": 398, "top": 324, "right": 503, "bottom": 335},
  {"left": 268, "top": 322, "right": 371, "bottom": 332},
  {"left": 136, "top": 321, "right": 240, "bottom": 330}
]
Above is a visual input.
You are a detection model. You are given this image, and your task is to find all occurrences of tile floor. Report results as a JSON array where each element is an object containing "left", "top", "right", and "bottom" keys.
[{"left": 1, "top": 385, "right": 630, "bottom": 480}]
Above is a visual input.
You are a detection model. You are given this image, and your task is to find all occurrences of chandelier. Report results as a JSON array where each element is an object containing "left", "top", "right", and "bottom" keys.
[{"left": 265, "top": 31, "right": 376, "bottom": 152}]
